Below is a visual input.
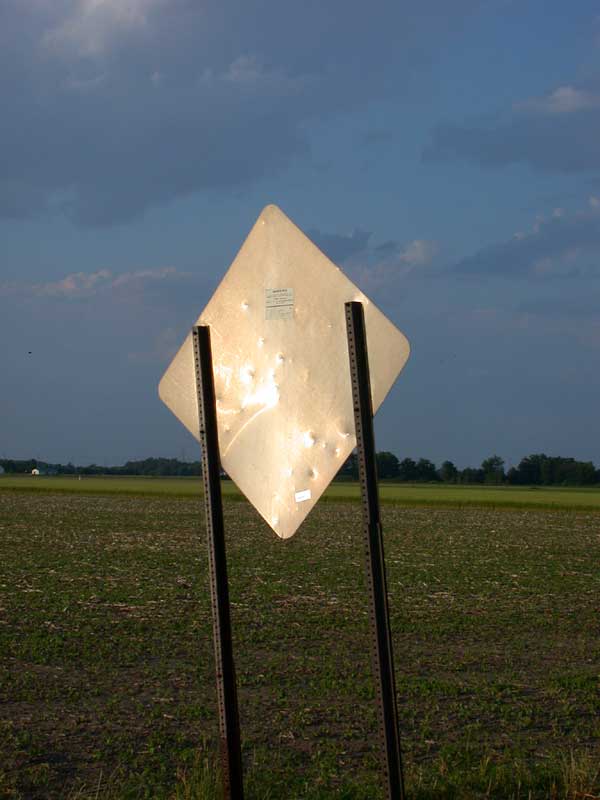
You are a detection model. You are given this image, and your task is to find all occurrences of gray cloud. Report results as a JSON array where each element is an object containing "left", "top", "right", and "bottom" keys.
[
  {"left": 0, "top": 266, "right": 188, "bottom": 300},
  {"left": 308, "top": 226, "right": 438, "bottom": 286},
  {"left": 424, "top": 84, "right": 600, "bottom": 173},
  {"left": 308, "top": 228, "right": 373, "bottom": 263},
  {"left": 453, "top": 201, "right": 600, "bottom": 278},
  {"left": 0, "top": 0, "right": 477, "bottom": 225},
  {"left": 353, "top": 238, "right": 440, "bottom": 291}
]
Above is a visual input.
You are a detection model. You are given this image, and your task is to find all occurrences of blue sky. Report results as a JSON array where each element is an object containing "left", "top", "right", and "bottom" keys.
[{"left": 1, "top": 0, "right": 599, "bottom": 469}]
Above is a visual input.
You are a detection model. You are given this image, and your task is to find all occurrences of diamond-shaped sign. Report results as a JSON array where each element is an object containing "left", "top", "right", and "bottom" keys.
[{"left": 159, "top": 205, "right": 410, "bottom": 539}]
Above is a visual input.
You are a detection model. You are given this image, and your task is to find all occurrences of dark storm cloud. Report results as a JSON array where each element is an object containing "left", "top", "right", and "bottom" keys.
[
  {"left": 306, "top": 227, "right": 439, "bottom": 291},
  {"left": 453, "top": 203, "right": 600, "bottom": 277},
  {"left": 308, "top": 228, "right": 372, "bottom": 263},
  {"left": 424, "top": 85, "right": 600, "bottom": 173},
  {"left": 0, "top": 0, "right": 477, "bottom": 225}
]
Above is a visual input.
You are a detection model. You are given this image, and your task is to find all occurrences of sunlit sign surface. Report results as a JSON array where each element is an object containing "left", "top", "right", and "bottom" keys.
[{"left": 159, "top": 205, "right": 410, "bottom": 539}]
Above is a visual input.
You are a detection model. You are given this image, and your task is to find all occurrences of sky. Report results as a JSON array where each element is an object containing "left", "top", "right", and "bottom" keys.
[{"left": 1, "top": 0, "right": 599, "bottom": 470}]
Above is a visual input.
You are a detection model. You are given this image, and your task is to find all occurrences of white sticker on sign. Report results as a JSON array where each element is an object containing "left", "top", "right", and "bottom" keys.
[
  {"left": 266, "top": 287, "right": 294, "bottom": 320},
  {"left": 294, "top": 489, "right": 311, "bottom": 503}
]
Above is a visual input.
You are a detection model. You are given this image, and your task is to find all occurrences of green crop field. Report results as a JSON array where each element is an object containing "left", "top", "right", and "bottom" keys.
[
  {"left": 2, "top": 474, "right": 600, "bottom": 511},
  {"left": 1, "top": 485, "right": 599, "bottom": 798}
]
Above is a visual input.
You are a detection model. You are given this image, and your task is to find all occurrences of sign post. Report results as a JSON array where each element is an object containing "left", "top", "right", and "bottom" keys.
[
  {"left": 192, "top": 325, "right": 244, "bottom": 800},
  {"left": 160, "top": 207, "right": 410, "bottom": 798},
  {"left": 345, "top": 301, "right": 405, "bottom": 800}
]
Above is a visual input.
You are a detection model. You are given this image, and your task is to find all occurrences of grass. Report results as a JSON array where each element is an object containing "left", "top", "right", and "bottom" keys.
[
  {"left": 0, "top": 487, "right": 599, "bottom": 798},
  {"left": 2, "top": 474, "right": 600, "bottom": 512}
]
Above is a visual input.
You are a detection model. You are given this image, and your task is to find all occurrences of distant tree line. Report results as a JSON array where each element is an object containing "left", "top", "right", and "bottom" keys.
[
  {"left": 0, "top": 457, "right": 202, "bottom": 477},
  {"left": 337, "top": 452, "right": 600, "bottom": 486},
  {"left": 1, "top": 452, "right": 599, "bottom": 486}
]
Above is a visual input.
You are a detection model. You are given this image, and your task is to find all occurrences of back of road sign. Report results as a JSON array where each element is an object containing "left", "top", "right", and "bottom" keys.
[{"left": 159, "top": 205, "right": 409, "bottom": 539}]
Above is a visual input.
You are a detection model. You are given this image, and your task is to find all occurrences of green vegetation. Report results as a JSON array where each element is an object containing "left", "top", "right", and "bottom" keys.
[
  {"left": 1, "top": 488, "right": 599, "bottom": 798},
  {"left": 2, "top": 450, "right": 599, "bottom": 486},
  {"left": 2, "top": 474, "right": 600, "bottom": 511},
  {"left": 0, "top": 457, "right": 203, "bottom": 478}
]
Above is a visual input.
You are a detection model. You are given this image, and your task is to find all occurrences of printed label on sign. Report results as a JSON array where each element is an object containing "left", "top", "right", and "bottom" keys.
[
  {"left": 266, "top": 287, "right": 294, "bottom": 320},
  {"left": 294, "top": 489, "right": 311, "bottom": 503}
]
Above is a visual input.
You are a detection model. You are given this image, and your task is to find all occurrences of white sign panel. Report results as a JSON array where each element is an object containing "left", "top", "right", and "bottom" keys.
[{"left": 159, "top": 205, "right": 410, "bottom": 539}]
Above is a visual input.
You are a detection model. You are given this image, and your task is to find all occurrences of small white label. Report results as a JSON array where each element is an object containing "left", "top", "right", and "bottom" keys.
[
  {"left": 294, "top": 489, "right": 311, "bottom": 503},
  {"left": 266, "top": 287, "right": 294, "bottom": 320}
]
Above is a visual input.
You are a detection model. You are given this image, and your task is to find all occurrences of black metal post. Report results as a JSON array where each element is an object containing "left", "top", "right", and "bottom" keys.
[
  {"left": 192, "top": 325, "right": 244, "bottom": 800},
  {"left": 345, "top": 302, "right": 405, "bottom": 800}
]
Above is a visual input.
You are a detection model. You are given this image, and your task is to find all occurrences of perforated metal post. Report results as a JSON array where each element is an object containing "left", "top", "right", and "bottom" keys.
[
  {"left": 192, "top": 325, "right": 244, "bottom": 800},
  {"left": 345, "top": 302, "right": 405, "bottom": 800}
]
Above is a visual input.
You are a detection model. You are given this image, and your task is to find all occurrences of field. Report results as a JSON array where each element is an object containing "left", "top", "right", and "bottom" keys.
[
  {"left": 1, "top": 480, "right": 599, "bottom": 799},
  {"left": 3, "top": 475, "right": 600, "bottom": 512}
]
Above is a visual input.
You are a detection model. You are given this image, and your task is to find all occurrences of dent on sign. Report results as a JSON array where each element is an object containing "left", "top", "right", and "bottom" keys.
[{"left": 158, "top": 204, "right": 410, "bottom": 539}]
